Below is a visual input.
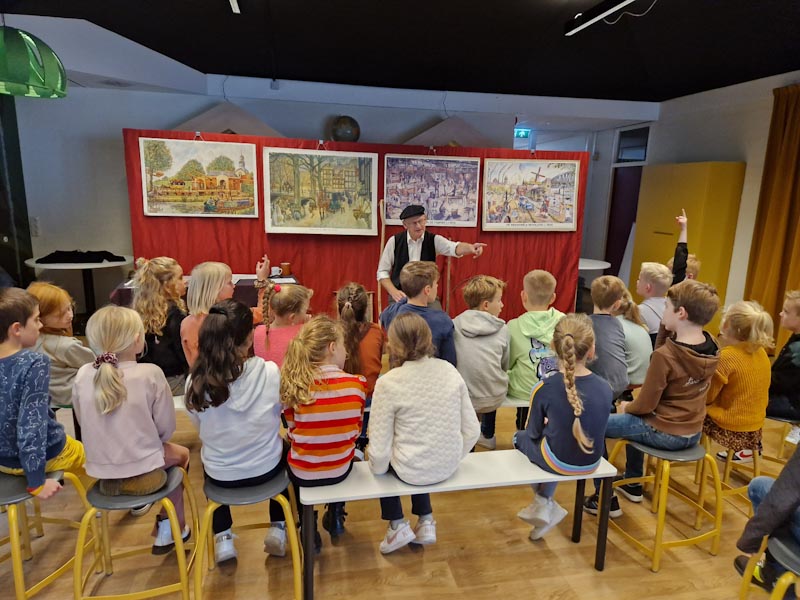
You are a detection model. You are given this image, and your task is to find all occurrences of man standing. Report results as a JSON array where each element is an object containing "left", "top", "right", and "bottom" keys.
[{"left": 377, "top": 204, "right": 486, "bottom": 306}]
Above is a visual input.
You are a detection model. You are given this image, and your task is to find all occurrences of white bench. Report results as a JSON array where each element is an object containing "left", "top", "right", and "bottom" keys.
[{"left": 299, "top": 450, "right": 617, "bottom": 600}]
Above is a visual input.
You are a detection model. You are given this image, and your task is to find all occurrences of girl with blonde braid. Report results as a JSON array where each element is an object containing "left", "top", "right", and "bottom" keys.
[
  {"left": 514, "top": 313, "right": 612, "bottom": 541},
  {"left": 253, "top": 283, "right": 313, "bottom": 367}
]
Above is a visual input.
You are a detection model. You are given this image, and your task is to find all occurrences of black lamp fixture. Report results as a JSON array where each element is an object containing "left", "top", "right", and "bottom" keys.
[
  {"left": 564, "top": 0, "right": 639, "bottom": 36},
  {"left": 0, "top": 25, "right": 67, "bottom": 98}
]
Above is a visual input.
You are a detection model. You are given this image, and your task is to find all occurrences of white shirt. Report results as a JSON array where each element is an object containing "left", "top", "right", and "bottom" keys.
[
  {"left": 376, "top": 232, "right": 460, "bottom": 281},
  {"left": 639, "top": 297, "right": 667, "bottom": 334}
]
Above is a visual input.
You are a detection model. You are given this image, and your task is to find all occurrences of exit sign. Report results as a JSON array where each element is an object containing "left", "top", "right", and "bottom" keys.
[{"left": 514, "top": 128, "right": 531, "bottom": 139}]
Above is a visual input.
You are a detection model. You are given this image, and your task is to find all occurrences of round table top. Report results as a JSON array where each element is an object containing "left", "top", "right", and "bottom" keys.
[
  {"left": 25, "top": 255, "right": 134, "bottom": 271},
  {"left": 578, "top": 258, "right": 611, "bottom": 271}
]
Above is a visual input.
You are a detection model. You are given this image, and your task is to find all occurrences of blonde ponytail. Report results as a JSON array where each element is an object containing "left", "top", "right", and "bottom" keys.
[
  {"left": 280, "top": 315, "right": 342, "bottom": 409},
  {"left": 722, "top": 300, "right": 775, "bottom": 352}
]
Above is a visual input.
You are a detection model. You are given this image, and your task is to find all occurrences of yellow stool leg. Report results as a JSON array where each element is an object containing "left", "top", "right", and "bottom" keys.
[
  {"left": 73, "top": 507, "right": 97, "bottom": 600},
  {"left": 705, "top": 455, "right": 723, "bottom": 555},
  {"left": 193, "top": 501, "right": 220, "bottom": 600},
  {"left": 160, "top": 498, "right": 191, "bottom": 600},
  {"left": 608, "top": 439, "right": 626, "bottom": 465},
  {"left": 739, "top": 536, "right": 769, "bottom": 600},
  {"left": 8, "top": 503, "right": 27, "bottom": 600},
  {"left": 723, "top": 449, "right": 735, "bottom": 485},
  {"left": 777, "top": 423, "right": 790, "bottom": 460},
  {"left": 651, "top": 459, "right": 665, "bottom": 515},
  {"left": 274, "top": 494, "right": 303, "bottom": 600},
  {"left": 31, "top": 498, "right": 44, "bottom": 537},
  {"left": 100, "top": 510, "right": 113, "bottom": 575},
  {"left": 651, "top": 460, "right": 671, "bottom": 573},
  {"left": 18, "top": 503, "right": 33, "bottom": 561},
  {"left": 770, "top": 572, "right": 797, "bottom": 600}
]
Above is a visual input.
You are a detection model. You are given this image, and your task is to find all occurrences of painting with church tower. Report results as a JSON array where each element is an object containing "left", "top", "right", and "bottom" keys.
[{"left": 139, "top": 138, "right": 258, "bottom": 218}]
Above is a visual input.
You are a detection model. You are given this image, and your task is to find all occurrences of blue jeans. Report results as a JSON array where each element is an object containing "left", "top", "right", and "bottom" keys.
[
  {"left": 595, "top": 413, "right": 701, "bottom": 491},
  {"left": 749, "top": 477, "right": 800, "bottom": 544}
]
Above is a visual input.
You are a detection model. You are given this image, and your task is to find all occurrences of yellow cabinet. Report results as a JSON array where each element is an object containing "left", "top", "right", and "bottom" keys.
[{"left": 630, "top": 162, "right": 745, "bottom": 333}]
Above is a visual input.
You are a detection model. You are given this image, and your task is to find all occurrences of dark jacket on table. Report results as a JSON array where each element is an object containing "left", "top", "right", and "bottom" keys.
[
  {"left": 770, "top": 333, "right": 800, "bottom": 409},
  {"left": 138, "top": 303, "right": 188, "bottom": 378}
]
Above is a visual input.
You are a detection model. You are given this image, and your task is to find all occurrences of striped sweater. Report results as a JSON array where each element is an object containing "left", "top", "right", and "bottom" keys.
[{"left": 285, "top": 364, "right": 366, "bottom": 483}]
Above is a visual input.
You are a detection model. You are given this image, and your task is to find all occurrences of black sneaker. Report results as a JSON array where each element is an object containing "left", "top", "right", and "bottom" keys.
[
  {"left": 583, "top": 494, "right": 623, "bottom": 518},
  {"left": 322, "top": 503, "right": 347, "bottom": 538},
  {"left": 734, "top": 555, "right": 773, "bottom": 593},
  {"left": 617, "top": 483, "right": 643, "bottom": 503}
]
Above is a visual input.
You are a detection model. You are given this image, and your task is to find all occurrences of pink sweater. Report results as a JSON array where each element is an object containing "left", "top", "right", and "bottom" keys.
[
  {"left": 253, "top": 323, "right": 304, "bottom": 368},
  {"left": 72, "top": 361, "right": 175, "bottom": 479}
]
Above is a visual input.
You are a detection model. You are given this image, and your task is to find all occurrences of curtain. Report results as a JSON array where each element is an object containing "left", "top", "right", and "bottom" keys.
[
  {"left": 744, "top": 84, "right": 800, "bottom": 351},
  {"left": 123, "top": 129, "right": 589, "bottom": 320}
]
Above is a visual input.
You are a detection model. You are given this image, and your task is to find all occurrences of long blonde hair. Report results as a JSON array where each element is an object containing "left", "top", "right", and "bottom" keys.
[
  {"left": 552, "top": 314, "right": 595, "bottom": 454},
  {"left": 616, "top": 290, "right": 647, "bottom": 329},
  {"left": 133, "top": 257, "right": 186, "bottom": 335},
  {"left": 280, "top": 315, "right": 342, "bottom": 409},
  {"left": 85, "top": 306, "right": 144, "bottom": 415},
  {"left": 186, "top": 262, "right": 232, "bottom": 315},
  {"left": 722, "top": 300, "right": 775, "bottom": 353}
]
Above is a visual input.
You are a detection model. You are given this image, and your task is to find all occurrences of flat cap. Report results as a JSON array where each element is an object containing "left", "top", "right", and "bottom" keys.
[{"left": 399, "top": 204, "right": 425, "bottom": 220}]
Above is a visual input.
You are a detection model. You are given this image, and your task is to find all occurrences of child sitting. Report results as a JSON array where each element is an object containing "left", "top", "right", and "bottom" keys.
[
  {"left": 636, "top": 262, "right": 674, "bottom": 344},
  {"left": 514, "top": 313, "right": 612, "bottom": 540},
  {"left": 73, "top": 305, "right": 191, "bottom": 554},
  {"left": 379, "top": 261, "right": 456, "bottom": 366},
  {"left": 453, "top": 275, "right": 510, "bottom": 449},
  {"left": 281, "top": 315, "right": 366, "bottom": 552},
  {"left": 133, "top": 257, "right": 188, "bottom": 394},
  {"left": 585, "top": 279, "right": 720, "bottom": 517},
  {"left": 185, "top": 300, "right": 288, "bottom": 563},
  {"left": 766, "top": 290, "right": 800, "bottom": 444},
  {"left": 706, "top": 301, "right": 774, "bottom": 462},
  {"left": 0, "top": 288, "right": 85, "bottom": 500},
  {"left": 507, "top": 270, "right": 564, "bottom": 431},
  {"left": 613, "top": 290, "right": 652, "bottom": 389},
  {"left": 588, "top": 276, "right": 629, "bottom": 400},
  {"left": 369, "top": 313, "right": 479, "bottom": 553},
  {"left": 181, "top": 261, "right": 235, "bottom": 367},
  {"left": 253, "top": 283, "right": 314, "bottom": 368}
]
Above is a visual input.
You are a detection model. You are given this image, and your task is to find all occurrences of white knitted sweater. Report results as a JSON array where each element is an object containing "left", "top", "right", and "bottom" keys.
[{"left": 368, "top": 356, "right": 480, "bottom": 485}]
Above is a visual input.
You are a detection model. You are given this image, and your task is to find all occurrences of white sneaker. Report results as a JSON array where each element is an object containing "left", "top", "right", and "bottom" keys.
[
  {"left": 214, "top": 529, "right": 238, "bottom": 564},
  {"left": 130, "top": 503, "right": 153, "bottom": 517},
  {"left": 529, "top": 502, "right": 568, "bottom": 541},
  {"left": 476, "top": 434, "right": 496, "bottom": 450},
  {"left": 716, "top": 449, "right": 756, "bottom": 463},
  {"left": 411, "top": 519, "right": 437, "bottom": 545},
  {"left": 517, "top": 494, "right": 549, "bottom": 525},
  {"left": 379, "top": 521, "right": 415, "bottom": 554},
  {"left": 786, "top": 426, "right": 800, "bottom": 445},
  {"left": 263, "top": 523, "right": 287, "bottom": 557},
  {"left": 152, "top": 519, "right": 190, "bottom": 555}
]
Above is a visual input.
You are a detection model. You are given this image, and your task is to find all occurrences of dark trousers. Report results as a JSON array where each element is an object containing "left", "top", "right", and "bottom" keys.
[
  {"left": 205, "top": 460, "right": 288, "bottom": 534},
  {"left": 481, "top": 411, "right": 496, "bottom": 438},
  {"left": 516, "top": 407, "right": 529, "bottom": 431},
  {"left": 380, "top": 494, "right": 432, "bottom": 521},
  {"left": 767, "top": 394, "right": 800, "bottom": 421}
]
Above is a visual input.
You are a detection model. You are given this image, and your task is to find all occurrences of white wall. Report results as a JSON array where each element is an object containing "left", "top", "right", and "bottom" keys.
[{"left": 647, "top": 69, "right": 800, "bottom": 304}]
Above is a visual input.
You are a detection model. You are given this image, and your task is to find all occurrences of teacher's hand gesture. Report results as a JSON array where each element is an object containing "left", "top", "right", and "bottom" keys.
[{"left": 468, "top": 242, "right": 487, "bottom": 258}]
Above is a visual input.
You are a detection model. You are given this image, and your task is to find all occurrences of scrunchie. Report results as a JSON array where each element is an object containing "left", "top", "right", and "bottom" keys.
[{"left": 93, "top": 352, "right": 119, "bottom": 369}]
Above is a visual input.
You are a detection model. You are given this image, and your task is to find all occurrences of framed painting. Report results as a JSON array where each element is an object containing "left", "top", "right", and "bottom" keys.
[
  {"left": 264, "top": 147, "right": 378, "bottom": 235},
  {"left": 384, "top": 155, "right": 480, "bottom": 227},
  {"left": 140, "top": 138, "right": 258, "bottom": 218},
  {"left": 482, "top": 159, "right": 580, "bottom": 231}
]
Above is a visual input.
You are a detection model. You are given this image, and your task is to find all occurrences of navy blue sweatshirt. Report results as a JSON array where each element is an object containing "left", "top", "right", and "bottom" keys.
[{"left": 380, "top": 299, "right": 457, "bottom": 366}]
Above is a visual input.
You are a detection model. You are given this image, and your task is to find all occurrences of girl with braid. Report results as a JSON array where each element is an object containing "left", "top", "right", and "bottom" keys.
[
  {"left": 513, "top": 313, "right": 612, "bottom": 541},
  {"left": 253, "top": 283, "right": 313, "bottom": 367}
]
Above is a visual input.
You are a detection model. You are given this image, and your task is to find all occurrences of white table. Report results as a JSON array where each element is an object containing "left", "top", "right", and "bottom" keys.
[
  {"left": 26, "top": 255, "right": 133, "bottom": 313},
  {"left": 578, "top": 258, "right": 611, "bottom": 272}
]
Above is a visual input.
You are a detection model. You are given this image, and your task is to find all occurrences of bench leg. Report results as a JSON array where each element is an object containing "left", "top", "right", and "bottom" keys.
[
  {"left": 302, "top": 503, "right": 314, "bottom": 600},
  {"left": 595, "top": 476, "right": 613, "bottom": 571},
  {"left": 572, "top": 478, "right": 585, "bottom": 543}
]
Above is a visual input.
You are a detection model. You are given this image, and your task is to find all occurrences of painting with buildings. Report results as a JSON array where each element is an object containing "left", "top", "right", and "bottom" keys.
[{"left": 264, "top": 148, "right": 378, "bottom": 235}]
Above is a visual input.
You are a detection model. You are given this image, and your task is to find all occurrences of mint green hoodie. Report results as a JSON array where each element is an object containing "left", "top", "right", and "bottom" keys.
[{"left": 507, "top": 308, "right": 565, "bottom": 400}]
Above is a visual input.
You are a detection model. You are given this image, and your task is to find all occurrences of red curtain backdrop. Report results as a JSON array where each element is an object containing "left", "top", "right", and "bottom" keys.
[{"left": 123, "top": 129, "right": 588, "bottom": 320}]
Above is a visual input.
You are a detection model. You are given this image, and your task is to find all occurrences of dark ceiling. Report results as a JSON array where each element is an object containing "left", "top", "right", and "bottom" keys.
[{"left": 5, "top": 0, "right": 800, "bottom": 102}]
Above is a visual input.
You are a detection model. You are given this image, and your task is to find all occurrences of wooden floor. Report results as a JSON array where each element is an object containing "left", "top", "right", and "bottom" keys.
[{"left": 2, "top": 409, "right": 790, "bottom": 599}]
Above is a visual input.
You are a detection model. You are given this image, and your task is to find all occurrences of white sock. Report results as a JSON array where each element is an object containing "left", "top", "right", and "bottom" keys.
[
  {"left": 216, "top": 528, "right": 232, "bottom": 538},
  {"left": 272, "top": 520, "right": 286, "bottom": 529},
  {"left": 418, "top": 513, "right": 434, "bottom": 523},
  {"left": 390, "top": 519, "right": 405, "bottom": 529}
]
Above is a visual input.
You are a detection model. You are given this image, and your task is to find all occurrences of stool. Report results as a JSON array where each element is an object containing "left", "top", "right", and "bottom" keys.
[
  {"left": 0, "top": 471, "right": 96, "bottom": 600},
  {"left": 194, "top": 470, "right": 302, "bottom": 600},
  {"left": 695, "top": 434, "right": 761, "bottom": 515},
  {"left": 607, "top": 440, "right": 723, "bottom": 572},
  {"left": 73, "top": 467, "right": 199, "bottom": 600},
  {"left": 763, "top": 416, "right": 800, "bottom": 466},
  {"left": 739, "top": 532, "right": 800, "bottom": 599}
]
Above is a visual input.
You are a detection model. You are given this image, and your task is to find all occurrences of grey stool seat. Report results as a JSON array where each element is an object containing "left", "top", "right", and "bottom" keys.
[
  {"left": 87, "top": 467, "right": 182, "bottom": 510},
  {"left": 627, "top": 441, "right": 705, "bottom": 462},
  {"left": 204, "top": 470, "right": 289, "bottom": 506},
  {"left": 0, "top": 471, "right": 64, "bottom": 505},
  {"left": 769, "top": 529, "right": 800, "bottom": 576}
]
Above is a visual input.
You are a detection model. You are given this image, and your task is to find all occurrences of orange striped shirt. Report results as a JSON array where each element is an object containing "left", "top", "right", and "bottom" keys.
[{"left": 285, "top": 364, "right": 366, "bottom": 482}]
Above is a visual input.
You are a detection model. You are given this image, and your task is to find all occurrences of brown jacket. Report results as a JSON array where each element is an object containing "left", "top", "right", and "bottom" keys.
[{"left": 625, "top": 333, "right": 719, "bottom": 435}]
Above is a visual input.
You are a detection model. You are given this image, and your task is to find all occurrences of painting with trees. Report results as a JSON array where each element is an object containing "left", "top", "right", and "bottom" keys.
[
  {"left": 264, "top": 147, "right": 378, "bottom": 235},
  {"left": 139, "top": 138, "right": 258, "bottom": 218}
]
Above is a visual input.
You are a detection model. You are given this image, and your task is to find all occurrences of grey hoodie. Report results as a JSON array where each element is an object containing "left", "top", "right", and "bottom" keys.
[{"left": 453, "top": 310, "right": 510, "bottom": 412}]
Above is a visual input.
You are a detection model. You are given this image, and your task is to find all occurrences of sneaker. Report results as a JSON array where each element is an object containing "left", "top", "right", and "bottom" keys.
[
  {"left": 321, "top": 503, "right": 347, "bottom": 538},
  {"left": 529, "top": 502, "right": 568, "bottom": 541},
  {"left": 130, "top": 503, "right": 154, "bottom": 517},
  {"left": 411, "top": 519, "right": 437, "bottom": 545},
  {"left": 517, "top": 494, "right": 549, "bottom": 526},
  {"left": 214, "top": 529, "right": 238, "bottom": 564},
  {"left": 583, "top": 494, "right": 623, "bottom": 519},
  {"left": 716, "top": 449, "right": 756, "bottom": 463},
  {"left": 379, "top": 520, "right": 415, "bottom": 554},
  {"left": 152, "top": 519, "right": 191, "bottom": 555},
  {"left": 476, "top": 434, "right": 496, "bottom": 450},
  {"left": 263, "top": 523, "right": 287, "bottom": 557},
  {"left": 617, "top": 483, "right": 643, "bottom": 503},
  {"left": 734, "top": 554, "right": 774, "bottom": 593},
  {"left": 785, "top": 426, "right": 800, "bottom": 445}
]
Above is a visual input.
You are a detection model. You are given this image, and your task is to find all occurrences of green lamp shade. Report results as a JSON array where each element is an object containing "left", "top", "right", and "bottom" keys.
[{"left": 0, "top": 26, "right": 67, "bottom": 98}]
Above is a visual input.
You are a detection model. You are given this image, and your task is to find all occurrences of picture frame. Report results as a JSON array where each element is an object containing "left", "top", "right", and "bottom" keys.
[
  {"left": 384, "top": 154, "right": 480, "bottom": 227},
  {"left": 140, "top": 138, "right": 258, "bottom": 218},
  {"left": 482, "top": 159, "right": 580, "bottom": 231},
  {"left": 264, "top": 147, "right": 378, "bottom": 236}
]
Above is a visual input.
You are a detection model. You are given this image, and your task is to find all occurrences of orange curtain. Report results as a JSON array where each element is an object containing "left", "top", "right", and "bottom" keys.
[{"left": 744, "top": 84, "right": 800, "bottom": 351}]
